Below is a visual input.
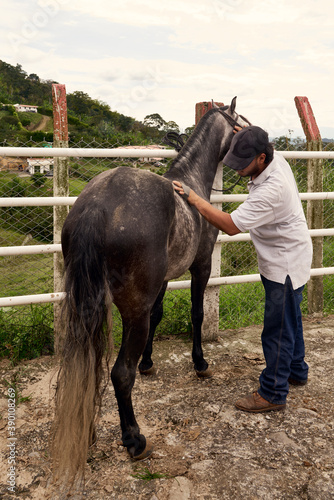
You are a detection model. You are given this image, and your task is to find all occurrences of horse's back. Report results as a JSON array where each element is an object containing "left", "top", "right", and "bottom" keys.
[
  {"left": 65, "top": 166, "right": 175, "bottom": 237},
  {"left": 62, "top": 167, "right": 176, "bottom": 311}
]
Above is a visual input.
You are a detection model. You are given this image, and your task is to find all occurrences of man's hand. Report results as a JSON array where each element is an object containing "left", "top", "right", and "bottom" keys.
[
  {"left": 172, "top": 181, "right": 198, "bottom": 205},
  {"left": 172, "top": 181, "right": 240, "bottom": 235},
  {"left": 233, "top": 125, "right": 244, "bottom": 134}
]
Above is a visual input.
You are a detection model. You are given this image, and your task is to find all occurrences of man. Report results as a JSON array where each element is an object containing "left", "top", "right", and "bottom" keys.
[{"left": 173, "top": 125, "right": 312, "bottom": 413}]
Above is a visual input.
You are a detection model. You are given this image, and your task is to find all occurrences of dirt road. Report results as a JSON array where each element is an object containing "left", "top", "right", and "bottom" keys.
[{"left": 26, "top": 115, "right": 51, "bottom": 132}]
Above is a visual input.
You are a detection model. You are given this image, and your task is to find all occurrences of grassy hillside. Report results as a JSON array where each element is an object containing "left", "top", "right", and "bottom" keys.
[{"left": 0, "top": 60, "right": 174, "bottom": 145}]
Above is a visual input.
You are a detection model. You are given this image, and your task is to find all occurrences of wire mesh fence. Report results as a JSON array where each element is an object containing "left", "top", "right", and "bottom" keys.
[{"left": 1, "top": 135, "right": 334, "bottom": 359}]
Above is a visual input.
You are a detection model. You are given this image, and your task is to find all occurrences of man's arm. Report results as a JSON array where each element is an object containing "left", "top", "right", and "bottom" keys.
[{"left": 173, "top": 181, "right": 240, "bottom": 236}]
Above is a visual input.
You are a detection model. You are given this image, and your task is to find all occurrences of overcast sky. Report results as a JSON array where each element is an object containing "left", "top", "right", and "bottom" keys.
[{"left": 1, "top": 0, "right": 333, "bottom": 138}]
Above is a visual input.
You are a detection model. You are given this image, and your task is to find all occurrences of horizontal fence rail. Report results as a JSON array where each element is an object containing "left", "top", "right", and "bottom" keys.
[
  {"left": 1, "top": 267, "right": 333, "bottom": 308},
  {"left": 1, "top": 147, "right": 334, "bottom": 159},
  {"left": 0, "top": 197, "right": 77, "bottom": 207},
  {"left": 2, "top": 192, "right": 334, "bottom": 208},
  {"left": 1, "top": 229, "right": 334, "bottom": 257},
  {"left": 0, "top": 244, "right": 62, "bottom": 256},
  {"left": 0, "top": 147, "right": 178, "bottom": 159}
]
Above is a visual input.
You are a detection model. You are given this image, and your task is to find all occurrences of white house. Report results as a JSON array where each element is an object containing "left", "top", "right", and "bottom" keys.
[
  {"left": 14, "top": 104, "right": 38, "bottom": 113},
  {"left": 27, "top": 158, "right": 54, "bottom": 175}
]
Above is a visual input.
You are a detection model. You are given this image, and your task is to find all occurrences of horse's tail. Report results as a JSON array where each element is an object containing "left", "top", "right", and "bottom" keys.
[{"left": 51, "top": 207, "right": 113, "bottom": 489}]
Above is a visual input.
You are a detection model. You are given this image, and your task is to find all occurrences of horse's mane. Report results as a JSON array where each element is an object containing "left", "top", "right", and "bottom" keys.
[
  {"left": 180, "top": 106, "right": 228, "bottom": 155},
  {"left": 165, "top": 106, "right": 229, "bottom": 176}
]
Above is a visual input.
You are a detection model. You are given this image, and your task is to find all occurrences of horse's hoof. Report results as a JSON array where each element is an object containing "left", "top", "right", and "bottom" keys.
[
  {"left": 196, "top": 368, "right": 213, "bottom": 378},
  {"left": 139, "top": 365, "right": 156, "bottom": 376},
  {"left": 132, "top": 439, "right": 154, "bottom": 461}
]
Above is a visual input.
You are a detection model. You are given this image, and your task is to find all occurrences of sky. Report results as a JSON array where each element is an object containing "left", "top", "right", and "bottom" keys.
[{"left": 1, "top": 0, "right": 334, "bottom": 138}]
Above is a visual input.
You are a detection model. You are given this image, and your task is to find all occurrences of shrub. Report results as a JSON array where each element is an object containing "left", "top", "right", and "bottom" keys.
[
  {"left": 31, "top": 173, "right": 45, "bottom": 187},
  {"left": 0, "top": 305, "right": 54, "bottom": 363}
]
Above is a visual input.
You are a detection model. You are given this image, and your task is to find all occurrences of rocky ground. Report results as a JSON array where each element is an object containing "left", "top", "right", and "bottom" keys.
[{"left": 0, "top": 315, "right": 333, "bottom": 499}]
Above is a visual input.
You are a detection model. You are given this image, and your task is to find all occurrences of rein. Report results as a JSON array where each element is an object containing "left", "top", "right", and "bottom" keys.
[
  {"left": 211, "top": 176, "right": 243, "bottom": 193},
  {"left": 162, "top": 131, "right": 189, "bottom": 152},
  {"left": 216, "top": 108, "right": 249, "bottom": 130}
]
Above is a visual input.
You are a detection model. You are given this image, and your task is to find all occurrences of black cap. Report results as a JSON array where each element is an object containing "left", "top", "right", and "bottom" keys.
[{"left": 223, "top": 126, "right": 269, "bottom": 171}]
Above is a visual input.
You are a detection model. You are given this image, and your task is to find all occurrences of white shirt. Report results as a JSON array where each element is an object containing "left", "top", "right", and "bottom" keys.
[{"left": 231, "top": 152, "right": 313, "bottom": 289}]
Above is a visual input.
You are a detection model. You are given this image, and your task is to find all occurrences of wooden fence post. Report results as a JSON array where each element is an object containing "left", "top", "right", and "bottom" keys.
[
  {"left": 52, "top": 84, "right": 69, "bottom": 352},
  {"left": 294, "top": 96, "right": 323, "bottom": 314},
  {"left": 195, "top": 101, "right": 224, "bottom": 341}
]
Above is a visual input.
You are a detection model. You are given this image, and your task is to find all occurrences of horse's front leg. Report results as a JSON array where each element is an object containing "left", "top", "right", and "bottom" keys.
[
  {"left": 139, "top": 282, "right": 168, "bottom": 375},
  {"left": 190, "top": 264, "right": 213, "bottom": 378},
  {"left": 111, "top": 313, "right": 153, "bottom": 459}
]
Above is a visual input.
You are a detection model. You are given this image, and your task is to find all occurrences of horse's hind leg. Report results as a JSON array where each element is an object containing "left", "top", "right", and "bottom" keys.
[
  {"left": 111, "top": 312, "right": 153, "bottom": 459},
  {"left": 139, "top": 282, "right": 168, "bottom": 375}
]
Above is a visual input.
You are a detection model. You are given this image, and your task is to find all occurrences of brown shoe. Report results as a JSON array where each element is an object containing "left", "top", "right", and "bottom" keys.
[{"left": 235, "top": 391, "right": 286, "bottom": 413}]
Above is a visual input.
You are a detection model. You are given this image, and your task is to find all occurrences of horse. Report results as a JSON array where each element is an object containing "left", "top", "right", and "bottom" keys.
[{"left": 51, "top": 97, "right": 250, "bottom": 488}]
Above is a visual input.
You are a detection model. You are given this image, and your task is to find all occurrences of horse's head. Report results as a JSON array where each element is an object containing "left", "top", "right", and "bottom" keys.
[
  {"left": 165, "top": 97, "right": 252, "bottom": 197},
  {"left": 214, "top": 97, "right": 252, "bottom": 161}
]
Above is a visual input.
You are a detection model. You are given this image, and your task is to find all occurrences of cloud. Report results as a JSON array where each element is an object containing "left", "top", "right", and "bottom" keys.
[
  {"left": 60, "top": 0, "right": 179, "bottom": 27},
  {"left": 1, "top": 0, "right": 333, "bottom": 136}
]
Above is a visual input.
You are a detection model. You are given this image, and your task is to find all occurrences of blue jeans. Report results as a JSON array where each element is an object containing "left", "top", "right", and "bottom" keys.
[{"left": 257, "top": 275, "right": 309, "bottom": 405}]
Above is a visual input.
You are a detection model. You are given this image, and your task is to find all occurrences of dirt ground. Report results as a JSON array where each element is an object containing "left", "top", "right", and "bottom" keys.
[{"left": 0, "top": 315, "right": 333, "bottom": 499}]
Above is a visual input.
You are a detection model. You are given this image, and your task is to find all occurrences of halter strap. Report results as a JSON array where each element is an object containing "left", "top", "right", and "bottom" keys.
[{"left": 217, "top": 108, "right": 248, "bottom": 130}]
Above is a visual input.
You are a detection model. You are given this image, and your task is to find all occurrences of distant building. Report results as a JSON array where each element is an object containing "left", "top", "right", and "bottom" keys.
[
  {"left": 27, "top": 158, "right": 54, "bottom": 175},
  {"left": 14, "top": 104, "right": 38, "bottom": 113}
]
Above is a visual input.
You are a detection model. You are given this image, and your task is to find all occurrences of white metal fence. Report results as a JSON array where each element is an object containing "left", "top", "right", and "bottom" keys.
[{"left": 1, "top": 146, "right": 334, "bottom": 338}]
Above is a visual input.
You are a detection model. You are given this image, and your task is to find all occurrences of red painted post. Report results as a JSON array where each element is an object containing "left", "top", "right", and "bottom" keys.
[
  {"left": 294, "top": 96, "right": 321, "bottom": 142},
  {"left": 196, "top": 102, "right": 224, "bottom": 340},
  {"left": 52, "top": 84, "right": 69, "bottom": 351},
  {"left": 195, "top": 101, "right": 224, "bottom": 125},
  {"left": 295, "top": 96, "right": 323, "bottom": 314},
  {"left": 53, "top": 84, "right": 69, "bottom": 143}
]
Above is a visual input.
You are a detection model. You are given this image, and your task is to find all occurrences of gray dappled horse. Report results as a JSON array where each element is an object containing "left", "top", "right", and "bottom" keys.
[{"left": 51, "top": 97, "right": 250, "bottom": 487}]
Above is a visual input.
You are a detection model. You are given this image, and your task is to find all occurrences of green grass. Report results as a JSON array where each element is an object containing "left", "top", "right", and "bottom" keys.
[
  {"left": 0, "top": 226, "right": 32, "bottom": 246},
  {"left": 0, "top": 228, "right": 53, "bottom": 298},
  {"left": 3, "top": 369, "right": 32, "bottom": 404},
  {"left": 0, "top": 254, "right": 53, "bottom": 296},
  {"left": 323, "top": 275, "right": 334, "bottom": 315},
  {"left": 0, "top": 304, "right": 54, "bottom": 363},
  {"left": 219, "top": 282, "right": 264, "bottom": 330},
  {"left": 156, "top": 289, "right": 192, "bottom": 336},
  {"left": 131, "top": 466, "right": 170, "bottom": 482},
  {"left": 69, "top": 177, "right": 87, "bottom": 195}
]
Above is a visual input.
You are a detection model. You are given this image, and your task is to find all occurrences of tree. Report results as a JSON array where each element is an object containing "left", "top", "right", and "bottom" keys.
[
  {"left": 28, "top": 73, "right": 40, "bottom": 82},
  {"left": 273, "top": 135, "right": 292, "bottom": 151},
  {"left": 67, "top": 91, "right": 93, "bottom": 118},
  {"left": 185, "top": 125, "right": 195, "bottom": 136},
  {"left": 164, "top": 121, "right": 180, "bottom": 133},
  {"left": 118, "top": 114, "right": 135, "bottom": 132},
  {"left": 273, "top": 135, "right": 306, "bottom": 151},
  {"left": 144, "top": 113, "right": 166, "bottom": 130}
]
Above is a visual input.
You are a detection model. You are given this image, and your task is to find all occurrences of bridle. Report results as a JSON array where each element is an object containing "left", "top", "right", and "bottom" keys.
[
  {"left": 211, "top": 106, "right": 251, "bottom": 192},
  {"left": 216, "top": 105, "right": 252, "bottom": 130}
]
